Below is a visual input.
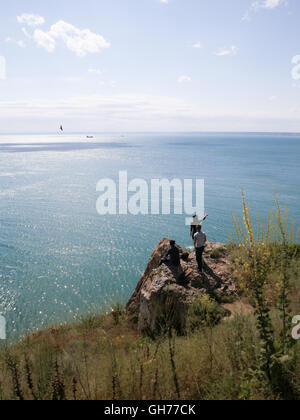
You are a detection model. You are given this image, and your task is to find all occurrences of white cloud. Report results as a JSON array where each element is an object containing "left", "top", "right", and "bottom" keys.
[
  {"left": 292, "top": 55, "right": 300, "bottom": 81},
  {"left": 5, "top": 37, "right": 26, "bottom": 48},
  {"left": 0, "top": 94, "right": 197, "bottom": 120},
  {"left": 33, "top": 29, "right": 56, "bottom": 52},
  {"left": 0, "top": 56, "right": 6, "bottom": 80},
  {"left": 215, "top": 46, "right": 238, "bottom": 57},
  {"left": 254, "top": 0, "right": 283, "bottom": 9},
  {"left": 88, "top": 68, "right": 103, "bottom": 75},
  {"left": 0, "top": 93, "right": 299, "bottom": 132},
  {"left": 17, "top": 13, "right": 45, "bottom": 27},
  {"left": 178, "top": 75, "right": 192, "bottom": 83},
  {"left": 242, "top": 0, "right": 286, "bottom": 20},
  {"left": 193, "top": 41, "right": 202, "bottom": 49},
  {"left": 63, "top": 77, "right": 82, "bottom": 83},
  {"left": 269, "top": 96, "right": 277, "bottom": 101},
  {"left": 22, "top": 27, "right": 32, "bottom": 39},
  {"left": 32, "top": 20, "right": 110, "bottom": 56},
  {"left": 160, "top": 0, "right": 169, "bottom": 3},
  {"left": 17, "top": 40, "right": 26, "bottom": 48},
  {"left": 87, "top": 72, "right": 117, "bottom": 87}
]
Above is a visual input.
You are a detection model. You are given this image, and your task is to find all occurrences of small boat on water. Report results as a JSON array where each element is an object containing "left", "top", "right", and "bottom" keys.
[{"left": 86, "top": 136, "right": 94, "bottom": 139}]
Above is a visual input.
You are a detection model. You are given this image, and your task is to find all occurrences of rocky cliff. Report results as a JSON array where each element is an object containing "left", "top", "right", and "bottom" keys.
[{"left": 126, "top": 238, "right": 236, "bottom": 336}]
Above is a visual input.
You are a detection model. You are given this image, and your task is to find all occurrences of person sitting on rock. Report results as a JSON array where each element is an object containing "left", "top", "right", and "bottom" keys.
[
  {"left": 194, "top": 225, "right": 207, "bottom": 273},
  {"left": 161, "top": 240, "right": 181, "bottom": 267}
]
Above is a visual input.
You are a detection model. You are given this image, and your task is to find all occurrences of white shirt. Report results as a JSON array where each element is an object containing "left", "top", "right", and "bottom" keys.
[{"left": 194, "top": 231, "right": 206, "bottom": 248}]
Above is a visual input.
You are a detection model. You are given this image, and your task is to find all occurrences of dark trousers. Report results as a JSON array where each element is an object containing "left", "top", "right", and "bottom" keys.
[
  {"left": 196, "top": 247, "right": 205, "bottom": 271},
  {"left": 161, "top": 257, "right": 180, "bottom": 267}
]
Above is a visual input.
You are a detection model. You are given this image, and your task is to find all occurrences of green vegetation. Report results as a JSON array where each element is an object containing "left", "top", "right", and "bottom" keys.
[
  {"left": 0, "top": 194, "right": 299, "bottom": 400},
  {"left": 230, "top": 192, "right": 300, "bottom": 399},
  {"left": 210, "top": 247, "right": 227, "bottom": 260},
  {"left": 187, "top": 295, "right": 226, "bottom": 332}
]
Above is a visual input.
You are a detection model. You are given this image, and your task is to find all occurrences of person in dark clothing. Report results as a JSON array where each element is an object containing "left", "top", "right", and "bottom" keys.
[
  {"left": 194, "top": 225, "right": 207, "bottom": 273},
  {"left": 161, "top": 240, "right": 180, "bottom": 267}
]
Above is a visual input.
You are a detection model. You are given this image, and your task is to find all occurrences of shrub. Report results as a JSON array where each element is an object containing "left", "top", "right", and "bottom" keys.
[
  {"left": 210, "top": 247, "right": 227, "bottom": 260},
  {"left": 187, "top": 295, "right": 225, "bottom": 333},
  {"left": 111, "top": 302, "right": 126, "bottom": 325},
  {"left": 231, "top": 191, "right": 299, "bottom": 399}
]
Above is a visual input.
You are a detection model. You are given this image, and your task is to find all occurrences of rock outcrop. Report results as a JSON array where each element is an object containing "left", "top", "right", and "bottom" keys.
[{"left": 126, "top": 238, "right": 236, "bottom": 336}]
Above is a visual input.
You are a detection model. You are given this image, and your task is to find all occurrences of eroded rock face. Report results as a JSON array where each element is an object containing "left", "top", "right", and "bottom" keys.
[{"left": 126, "top": 238, "right": 236, "bottom": 336}]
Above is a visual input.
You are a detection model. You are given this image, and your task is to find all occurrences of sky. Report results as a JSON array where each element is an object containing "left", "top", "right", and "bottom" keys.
[{"left": 0, "top": 0, "right": 300, "bottom": 132}]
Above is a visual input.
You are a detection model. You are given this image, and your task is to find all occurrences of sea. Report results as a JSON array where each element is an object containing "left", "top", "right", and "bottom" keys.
[{"left": 0, "top": 132, "right": 299, "bottom": 340}]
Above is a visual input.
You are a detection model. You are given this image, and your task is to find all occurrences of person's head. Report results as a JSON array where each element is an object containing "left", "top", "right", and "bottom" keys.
[
  {"left": 196, "top": 225, "right": 202, "bottom": 232},
  {"left": 193, "top": 214, "right": 197, "bottom": 220},
  {"left": 170, "top": 240, "right": 176, "bottom": 247}
]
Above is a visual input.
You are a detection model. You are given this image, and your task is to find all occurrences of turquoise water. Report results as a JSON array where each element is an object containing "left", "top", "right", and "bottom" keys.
[{"left": 0, "top": 132, "right": 300, "bottom": 339}]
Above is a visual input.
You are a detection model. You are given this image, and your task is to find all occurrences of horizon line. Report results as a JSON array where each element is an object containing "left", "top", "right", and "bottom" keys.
[{"left": 1, "top": 130, "right": 300, "bottom": 136}]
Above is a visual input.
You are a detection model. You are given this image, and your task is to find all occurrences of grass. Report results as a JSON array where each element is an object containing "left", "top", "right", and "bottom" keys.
[
  {"left": 187, "top": 295, "right": 226, "bottom": 332},
  {"left": 210, "top": 247, "right": 227, "bottom": 260},
  {"left": 0, "top": 194, "right": 299, "bottom": 400},
  {"left": 0, "top": 292, "right": 299, "bottom": 400}
]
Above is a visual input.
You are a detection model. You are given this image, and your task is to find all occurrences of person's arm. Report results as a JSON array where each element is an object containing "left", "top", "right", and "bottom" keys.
[
  {"left": 201, "top": 214, "right": 208, "bottom": 223},
  {"left": 203, "top": 234, "right": 207, "bottom": 245},
  {"left": 194, "top": 234, "right": 197, "bottom": 250}
]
